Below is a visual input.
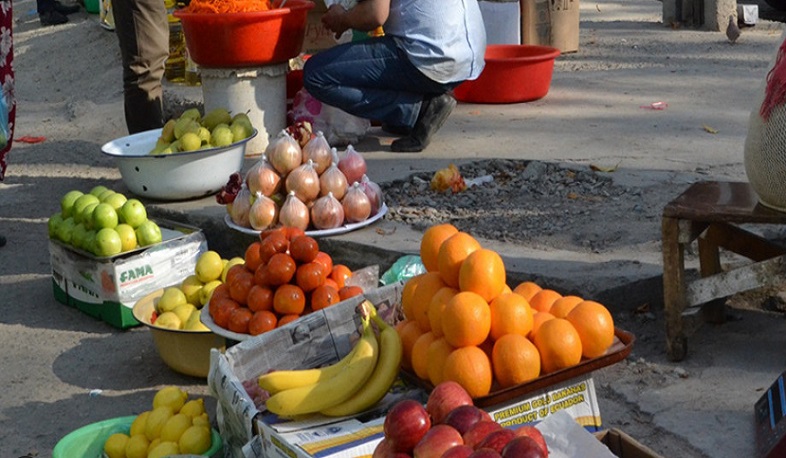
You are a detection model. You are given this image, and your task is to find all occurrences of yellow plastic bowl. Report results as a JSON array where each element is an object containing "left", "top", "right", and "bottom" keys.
[{"left": 133, "top": 289, "right": 226, "bottom": 378}]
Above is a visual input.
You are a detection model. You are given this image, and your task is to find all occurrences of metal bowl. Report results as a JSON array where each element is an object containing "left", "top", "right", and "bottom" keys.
[{"left": 101, "top": 128, "right": 256, "bottom": 201}]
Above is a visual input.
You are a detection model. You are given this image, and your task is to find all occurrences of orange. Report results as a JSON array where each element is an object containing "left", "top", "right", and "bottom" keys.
[
  {"left": 289, "top": 235, "right": 319, "bottom": 263},
  {"left": 458, "top": 248, "right": 507, "bottom": 302},
  {"left": 249, "top": 310, "right": 277, "bottom": 335},
  {"left": 488, "top": 292, "right": 533, "bottom": 341},
  {"left": 442, "top": 291, "right": 491, "bottom": 348},
  {"left": 277, "top": 314, "right": 300, "bottom": 327},
  {"left": 265, "top": 253, "right": 296, "bottom": 286},
  {"left": 246, "top": 285, "right": 274, "bottom": 312},
  {"left": 244, "top": 241, "right": 264, "bottom": 272},
  {"left": 501, "top": 284, "right": 513, "bottom": 295},
  {"left": 400, "top": 273, "right": 423, "bottom": 322},
  {"left": 313, "top": 252, "right": 334, "bottom": 280},
  {"left": 420, "top": 223, "right": 459, "bottom": 272},
  {"left": 437, "top": 232, "right": 482, "bottom": 288},
  {"left": 330, "top": 264, "right": 353, "bottom": 289},
  {"left": 409, "top": 271, "right": 447, "bottom": 332},
  {"left": 529, "top": 311, "right": 556, "bottom": 340},
  {"left": 295, "top": 261, "right": 326, "bottom": 292},
  {"left": 566, "top": 300, "right": 615, "bottom": 358},
  {"left": 549, "top": 295, "right": 584, "bottom": 319},
  {"left": 513, "top": 281, "right": 542, "bottom": 301},
  {"left": 310, "top": 284, "right": 340, "bottom": 311},
  {"left": 427, "top": 337, "right": 455, "bottom": 386},
  {"left": 273, "top": 284, "right": 306, "bottom": 315},
  {"left": 410, "top": 331, "right": 438, "bottom": 381},
  {"left": 492, "top": 334, "right": 541, "bottom": 388},
  {"left": 338, "top": 285, "right": 363, "bottom": 300},
  {"left": 427, "top": 286, "right": 459, "bottom": 338},
  {"left": 532, "top": 318, "right": 583, "bottom": 374},
  {"left": 528, "top": 289, "right": 562, "bottom": 314},
  {"left": 442, "top": 346, "right": 493, "bottom": 398},
  {"left": 228, "top": 307, "right": 254, "bottom": 334},
  {"left": 397, "top": 319, "right": 423, "bottom": 371}
]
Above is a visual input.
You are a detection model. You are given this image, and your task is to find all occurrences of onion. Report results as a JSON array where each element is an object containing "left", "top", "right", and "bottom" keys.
[
  {"left": 302, "top": 131, "right": 332, "bottom": 175},
  {"left": 285, "top": 159, "right": 320, "bottom": 204},
  {"left": 248, "top": 192, "right": 278, "bottom": 231},
  {"left": 342, "top": 182, "right": 372, "bottom": 223},
  {"left": 359, "top": 174, "right": 383, "bottom": 215},
  {"left": 230, "top": 184, "right": 253, "bottom": 228},
  {"left": 279, "top": 190, "right": 310, "bottom": 230},
  {"left": 319, "top": 161, "right": 349, "bottom": 200},
  {"left": 310, "top": 192, "right": 345, "bottom": 230},
  {"left": 245, "top": 155, "right": 282, "bottom": 197},
  {"left": 266, "top": 130, "right": 303, "bottom": 176},
  {"left": 337, "top": 144, "right": 367, "bottom": 186}
]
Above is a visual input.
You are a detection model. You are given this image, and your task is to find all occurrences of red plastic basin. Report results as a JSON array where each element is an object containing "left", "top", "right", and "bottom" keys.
[
  {"left": 174, "top": 0, "right": 315, "bottom": 68},
  {"left": 454, "top": 44, "right": 560, "bottom": 104}
]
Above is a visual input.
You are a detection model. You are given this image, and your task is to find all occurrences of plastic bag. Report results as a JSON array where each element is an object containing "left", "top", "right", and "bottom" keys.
[
  {"left": 289, "top": 88, "right": 370, "bottom": 147},
  {"left": 380, "top": 255, "right": 426, "bottom": 285},
  {"left": 0, "top": 93, "right": 10, "bottom": 150}
]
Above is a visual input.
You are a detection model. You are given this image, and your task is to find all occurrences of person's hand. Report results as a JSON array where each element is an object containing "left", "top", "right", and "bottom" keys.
[{"left": 322, "top": 4, "right": 350, "bottom": 38}]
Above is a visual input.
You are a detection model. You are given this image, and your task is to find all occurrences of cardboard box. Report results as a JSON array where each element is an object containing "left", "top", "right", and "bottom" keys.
[
  {"left": 755, "top": 370, "right": 786, "bottom": 458},
  {"left": 520, "top": 0, "right": 580, "bottom": 53},
  {"left": 479, "top": 0, "right": 522, "bottom": 45},
  {"left": 49, "top": 219, "right": 207, "bottom": 329},
  {"left": 301, "top": 1, "right": 353, "bottom": 55},
  {"left": 596, "top": 429, "right": 665, "bottom": 458}
]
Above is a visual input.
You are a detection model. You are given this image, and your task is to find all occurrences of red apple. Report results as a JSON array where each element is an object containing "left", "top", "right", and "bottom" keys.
[
  {"left": 427, "top": 381, "right": 474, "bottom": 424},
  {"left": 468, "top": 449, "right": 502, "bottom": 458},
  {"left": 444, "top": 405, "right": 486, "bottom": 435},
  {"left": 384, "top": 399, "right": 432, "bottom": 453},
  {"left": 441, "top": 444, "right": 474, "bottom": 458},
  {"left": 413, "top": 424, "right": 464, "bottom": 458},
  {"left": 463, "top": 420, "right": 503, "bottom": 449},
  {"left": 501, "top": 436, "right": 547, "bottom": 458},
  {"left": 476, "top": 429, "right": 516, "bottom": 454},
  {"left": 513, "top": 425, "right": 548, "bottom": 456},
  {"left": 374, "top": 438, "right": 413, "bottom": 458}
]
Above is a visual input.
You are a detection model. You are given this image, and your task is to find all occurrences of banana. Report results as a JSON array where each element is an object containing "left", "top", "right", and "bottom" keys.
[
  {"left": 265, "top": 316, "right": 379, "bottom": 417},
  {"left": 320, "top": 311, "right": 403, "bottom": 417},
  {"left": 258, "top": 336, "right": 362, "bottom": 394}
]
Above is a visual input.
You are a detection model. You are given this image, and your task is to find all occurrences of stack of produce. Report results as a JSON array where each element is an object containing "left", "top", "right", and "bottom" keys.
[
  {"left": 148, "top": 107, "right": 255, "bottom": 155},
  {"left": 102, "top": 386, "right": 214, "bottom": 458},
  {"left": 146, "top": 250, "right": 239, "bottom": 331},
  {"left": 48, "top": 186, "right": 162, "bottom": 257},
  {"left": 398, "top": 223, "right": 616, "bottom": 398},
  {"left": 374, "top": 381, "right": 550, "bottom": 457},
  {"left": 217, "top": 122, "right": 384, "bottom": 232},
  {"left": 208, "top": 226, "right": 363, "bottom": 336}
]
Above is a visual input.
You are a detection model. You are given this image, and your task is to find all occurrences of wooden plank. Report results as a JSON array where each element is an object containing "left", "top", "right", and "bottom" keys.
[
  {"left": 704, "top": 222, "right": 786, "bottom": 262},
  {"left": 663, "top": 216, "right": 689, "bottom": 361},
  {"left": 685, "top": 255, "right": 786, "bottom": 307}
]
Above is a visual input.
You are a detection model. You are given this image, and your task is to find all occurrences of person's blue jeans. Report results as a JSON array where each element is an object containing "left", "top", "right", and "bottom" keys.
[{"left": 303, "top": 35, "right": 457, "bottom": 129}]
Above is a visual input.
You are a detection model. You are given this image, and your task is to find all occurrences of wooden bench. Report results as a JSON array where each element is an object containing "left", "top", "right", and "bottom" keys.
[{"left": 662, "top": 181, "right": 786, "bottom": 361}]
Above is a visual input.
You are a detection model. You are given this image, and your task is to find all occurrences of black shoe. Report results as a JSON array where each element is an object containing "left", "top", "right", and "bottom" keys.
[
  {"left": 54, "top": 1, "right": 80, "bottom": 14},
  {"left": 391, "top": 93, "right": 457, "bottom": 153},
  {"left": 381, "top": 123, "right": 412, "bottom": 136},
  {"left": 40, "top": 10, "right": 69, "bottom": 25},
  {"left": 0, "top": 235, "right": 5, "bottom": 247}
]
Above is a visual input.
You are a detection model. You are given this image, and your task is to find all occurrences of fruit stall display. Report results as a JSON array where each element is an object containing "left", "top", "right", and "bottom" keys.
[
  {"left": 217, "top": 122, "right": 385, "bottom": 234},
  {"left": 148, "top": 107, "right": 255, "bottom": 155}
]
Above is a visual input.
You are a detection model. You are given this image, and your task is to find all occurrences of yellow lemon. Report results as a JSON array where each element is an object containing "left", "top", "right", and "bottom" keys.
[
  {"left": 103, "top": 432, "right": 129, "bottom": 458},
  {"left": 195, "top": 250, "right": 223, "bottom": 283},
  {"left": 160, "top": 413, "right": 192, "bottom": 443},
  {"left": 129, "top": 411, "right": 149, "bottom": 437},
  {"left": 180, "top": 274, "right": 204, "bottom": 306},
  {"left": 157, "top": 287, "right": 187, "bottom": 313},
  {"left": 179, "top": 425, "right": 212, "bottom": 454},
  {"left": 184, "top": 309, "right": 210, "bottom": 331},
  {"left": 153, "top": 386, "right": 188, "bottom": 412},
  {"left": 179, "top": 398, "right": 206, "bottom": 418},
  {"left": 124, "top": 434, "right": 150, "bottom": 458},
  {"left": 145, "top": 406, "right": 174, "bottom": 441},
  {"left": 147, "top": 438, "right": 161, "bottom": 454},
  {"left": 192, "top": 412, "right": 210, "bottom": 427},
  {"left": 148, "top": 440, "right": 180, "bottom": 458},
  {"left": 199, "top": 280, "right": 222, "bottom": 306},
  {"left": 172, "top": 303, "right": 197, "bottom": 325}
]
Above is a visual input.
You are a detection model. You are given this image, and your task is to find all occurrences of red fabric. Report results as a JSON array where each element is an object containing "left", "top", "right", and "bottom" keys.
[
  {"left": 0, "top": 0, "right": 15, "bottom": 181},
  {"left": 761, "top": 38, "right": 786, "bottom": 122}
]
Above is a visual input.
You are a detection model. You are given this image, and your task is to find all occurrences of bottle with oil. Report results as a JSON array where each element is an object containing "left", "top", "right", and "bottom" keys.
[
  {"left": 184, "top": 47, "right": 201, "bottom": 86},
  {"left": 164, "top": 15, "right": 186, "bottom": 84}
]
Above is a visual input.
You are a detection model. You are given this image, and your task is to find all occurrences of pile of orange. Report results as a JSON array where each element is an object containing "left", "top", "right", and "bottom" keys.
[
  {"left": 208, "top": 226, "right": 362, "bottom": 336},
  {"left": 398, "top": 223, "right": 616, "bottom": 398}
]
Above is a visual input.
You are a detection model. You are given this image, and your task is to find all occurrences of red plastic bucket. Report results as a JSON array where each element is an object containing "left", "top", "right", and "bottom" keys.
[
  {"left": 454, "top": 44, "right": 560, "bottom": 104},
  {"left": 174, "top": 0, "right": 315, "bottom": 68}
]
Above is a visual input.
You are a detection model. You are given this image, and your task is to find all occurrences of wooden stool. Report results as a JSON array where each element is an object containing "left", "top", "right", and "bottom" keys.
[{"left": 662, "top": 181, "right": 786, "bottom": 361}]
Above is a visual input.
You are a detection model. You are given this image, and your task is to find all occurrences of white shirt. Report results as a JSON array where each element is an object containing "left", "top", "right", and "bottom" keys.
[{"left": 384, "top": 0, "right": 486, "bottom": 84}]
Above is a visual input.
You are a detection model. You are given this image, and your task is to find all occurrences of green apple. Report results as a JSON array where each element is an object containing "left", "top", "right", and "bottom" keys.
[
  {"left": 83, "top": 230, "right": 97, "bottom": 254},
  {"left": 60, "top": 190, "right": 84, "bottom": 218},
  {"left": 135, "top": 219, "right": 162, "bottom": 246},
  {"left": 72, "top": 194, "right": 100, "bottom": 224},
  {"left": 119, "top": 199, "right": 147, "bottom": 229},
  {"left": 98, "top": 189, "right": 116, "bottom": 202},
  {"left": 48, "top": 212, "right": 64, "bottom": 238},
  {"left": 92, "top": 203, "right": 118, "bottom": 230},
  {"left": 56, "top": 217, "right": 76, "bottom": 244},
  {"left": 70, "top": 223, "right": 88, "bottom": 249},
  {"left": 94, "top": 227, "right": 122, "bottom": 257},
  {"left": 180, "top": 275, "right": 204, "bottom": 306},
  {"left": 115, "top": 223, "right": 137, "bottom": 252},
  {"left": 90, "top": 185, "right": 110, "bottom": 197},
  {"left": 157, "top": 287, "right": 187, "bottom": 313},
  {"left": 103, "top": 192, "right": 128, "bottom": 211},
  {"left": 79, "top": 202, "right": 99, "bottom": 229}
]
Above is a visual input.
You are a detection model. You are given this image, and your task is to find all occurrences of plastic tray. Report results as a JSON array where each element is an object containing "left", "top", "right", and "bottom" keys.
[
  {"left": 401, "top": 327, "right": 635, "bottom": 408},
  {"left": 224, "top": 203, "right": 388, "bottom": 237}
]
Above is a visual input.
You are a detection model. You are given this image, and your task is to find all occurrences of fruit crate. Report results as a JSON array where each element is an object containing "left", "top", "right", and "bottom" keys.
[{"left": 49, "top": 218, "right": 207, "bottom": 329}]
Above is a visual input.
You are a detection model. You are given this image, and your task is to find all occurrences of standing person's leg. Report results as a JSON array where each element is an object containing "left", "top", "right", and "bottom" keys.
[{"left": 113, "top": 0, "right": 169, "bottom": 134}]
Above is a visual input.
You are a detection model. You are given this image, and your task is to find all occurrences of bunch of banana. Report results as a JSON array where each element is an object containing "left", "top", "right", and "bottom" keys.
[{"left": 258, "top": 301, "right": 403, "bottom": 418}]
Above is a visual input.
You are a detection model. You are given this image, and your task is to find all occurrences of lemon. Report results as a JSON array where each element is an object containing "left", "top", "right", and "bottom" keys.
[
  {"left": 147, "top": 437, "right": 161, "bottom": 454},
  {"left": 148, "top": 440, "right": 180, "bottom": 458},
  {"left": 195, "top": 250, "right": 223, "bottom": 283},
  {"left": 222, "top": 257, "right": 245, "bottom": 282},
  {"left": 160, "top": 413, "right": 192, "bottom": 442},
  {"left": 157, "top": 287, "right": 187, "bottom": 313},
  {"left": 180, "top": 274, "right": 204, "bottom": 306},
  {"left": 153, "top": 386, "right": 188, "bottom": 412},
  {"left": 124, "top": 434, "right": 150, "bottom": 458},
  {"left": 192, "top": 412, "right": 210, "bottom": 427},
  {"left": 154, "top": 311, "right": 182, "bottom": 330},
  {"left": 145, "top": 405, "right": 174, "bottom": 441},
  {"left": 129, "top": 411, "right": 149, "bottom": 437},
  {"left": 172, "top": 303, "right": 197, "bottom": 324},
  {"left": 199, "top": 280, "right": 222, "bottom": 306},
  {"left": 103, "top": 432, "right": 129, "bottom": 458},
  {"left": 179, "top": 398, "right": 206, "bottom": 418},
  {"left": 179, "top": 425, "right": 212, "bottom": 454},
  {"left": 185, "top": 309, "right": 210, "bottom": 331}
]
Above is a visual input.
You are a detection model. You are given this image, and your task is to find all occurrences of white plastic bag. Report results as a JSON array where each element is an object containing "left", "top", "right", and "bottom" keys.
[{"left": 289, "top": 88, "right": 370, "bottom": 146}]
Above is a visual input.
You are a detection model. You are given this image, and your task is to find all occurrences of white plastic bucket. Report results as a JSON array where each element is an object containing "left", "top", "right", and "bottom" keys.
[{"left": 201, "top": 63, "right": 287, "bottom": 156}]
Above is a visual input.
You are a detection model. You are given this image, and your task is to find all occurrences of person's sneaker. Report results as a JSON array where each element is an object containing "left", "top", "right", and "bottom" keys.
[
  {"left": 391, "top": 93, "right": 457, "bottom": 153},
  {"left": 54, "top": 1, "right": 80, "bottom": 14},
  {"left": 381, "top": 123, "right": 412, "bottom": 136},
  {"left": 40, "top": 9, "right": 69, "bottom": 25}
]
